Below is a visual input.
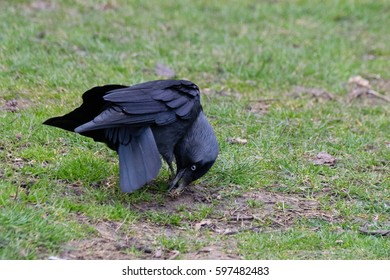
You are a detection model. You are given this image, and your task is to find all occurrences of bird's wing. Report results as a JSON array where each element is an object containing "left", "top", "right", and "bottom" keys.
[
  {"left": 74, "top": 80, "right": 200, "bottom": 133},
  {"left": 105, "top": 127, "right": 162, "bottom": 193}
]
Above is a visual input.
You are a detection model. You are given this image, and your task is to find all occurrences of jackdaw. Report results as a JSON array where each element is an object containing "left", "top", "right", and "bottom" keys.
[{"left": 43, "top": 80, "right": 219, "bottom": 195}]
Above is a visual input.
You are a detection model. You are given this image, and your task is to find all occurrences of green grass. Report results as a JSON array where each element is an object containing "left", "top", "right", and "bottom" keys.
[
  {"left": 237, "top": 229, "right": 390, "bottom": 259},
  {"left": 1, "top": 0, "right": 389, "bottom": 259}
]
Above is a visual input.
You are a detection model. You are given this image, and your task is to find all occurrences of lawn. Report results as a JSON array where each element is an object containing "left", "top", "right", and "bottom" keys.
[{"left": 0, "top": 0, "right": 389, "bottom": 260}]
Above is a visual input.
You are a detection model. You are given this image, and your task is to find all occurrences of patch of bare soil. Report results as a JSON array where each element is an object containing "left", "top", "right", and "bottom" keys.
[
  {"left": 59, "top": 180, "right": 86, "bottom": 197},
  {"left": 59, "top": 216, "right": 148, "bottom": 260},
  {"left": 200, "top": 188, "right": 339, "bottom": 236},
  {"left": 155, "top": 63, "right": 176, "bottom": 79},
  {"left": 60, "top": 238, "right": 135, "bottom": 260},
  {"left": 0, "top": 98, "right": 32, "bottom": 112},
  {"left": 289, "top": 86, "right": 334, "bottom": 101},
  {"left": 29, "top": 0, "right": 56, "bottom": 11},
  {"left": 57, "top": 186, "right": 338, "bottom": 260},
  {"left": 287, "top": 75, "right": 390, "bottom": 105},
  {"left": 311, "top": 152, "right": 337, "bottom": 166},
  {"left": 246, "top": 99, "right": 274, "bottom": 115},
  {"left": 131, "top": 185, "right": 222, "bottom": 213},
  {"left": 183, "top": 245, "right": 240, "bottom": 260}
]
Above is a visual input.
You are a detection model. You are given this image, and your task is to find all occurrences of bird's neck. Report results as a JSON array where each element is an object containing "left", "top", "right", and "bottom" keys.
[{"left": 175, "top": 111, "right": 218, "bottom": 164}]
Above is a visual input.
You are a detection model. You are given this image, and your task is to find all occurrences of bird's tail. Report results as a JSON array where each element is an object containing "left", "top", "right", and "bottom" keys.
[
  {"left": 115, "top": 127, "right": 162, "bottom": 193},
  {"left": 43, "top": 85, "right": 128, "bottom": 143}
]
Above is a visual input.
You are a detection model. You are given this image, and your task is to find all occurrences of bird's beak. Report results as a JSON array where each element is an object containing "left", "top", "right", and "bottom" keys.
[{"left": 168, "top": 168, "right": 190, "bottom": 197}]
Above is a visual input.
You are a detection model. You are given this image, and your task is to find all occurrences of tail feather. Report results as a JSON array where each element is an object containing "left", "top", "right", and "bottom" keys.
[
  {"left": 116, "top": 127, "right": 161, "bottom": 193},
  {"left": 43, "top": 85, "right": 128, "bottom": 143}
]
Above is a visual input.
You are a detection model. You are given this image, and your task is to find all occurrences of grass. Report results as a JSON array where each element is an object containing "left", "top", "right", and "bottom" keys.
[{"left": 0, "top": 0, "right": 389, "bottom": 259}]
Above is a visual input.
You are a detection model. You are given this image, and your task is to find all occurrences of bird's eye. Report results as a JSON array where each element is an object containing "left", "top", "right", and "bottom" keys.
[{"left": 190, "top": 165, "right": 197, "bottom": 171}]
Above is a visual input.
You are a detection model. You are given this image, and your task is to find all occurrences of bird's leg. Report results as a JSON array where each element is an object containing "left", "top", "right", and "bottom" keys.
[{"left": 167, "top": 161, "right": 175, "bottom": 179}]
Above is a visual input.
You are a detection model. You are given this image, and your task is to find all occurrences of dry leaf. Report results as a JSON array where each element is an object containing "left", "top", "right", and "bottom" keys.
[
  {"left": 348, "top": 76, "right": 371, "bottom": 88},
  {"left": 347, "top": 75, "right": 390, "bottom": 103}
]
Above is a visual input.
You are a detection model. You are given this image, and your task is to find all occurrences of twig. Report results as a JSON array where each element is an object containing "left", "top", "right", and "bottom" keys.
[
  {"left": 367, "top": 89, "right": 390, "bottom": 103},
  {"left": 230, "top": 205, "right": 246, "bottom": 216},
  {"left": 359, "top": 228, "right": 390, "bottom": 237},
  {"left": 267, "top": 217, "right": 286, "bottom": 227}
]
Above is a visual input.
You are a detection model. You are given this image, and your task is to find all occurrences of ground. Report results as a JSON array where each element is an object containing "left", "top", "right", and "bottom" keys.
[
  {"left": 55, "top": 185, "right": 339, "bottom": 260},
  {"left": 0, "top": 0, "right": 389, "bottom": 259}
]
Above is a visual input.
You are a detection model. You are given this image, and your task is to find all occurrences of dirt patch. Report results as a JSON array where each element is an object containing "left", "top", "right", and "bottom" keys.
[
  {"left": 155, "top": 63, "right": 176, "bottom": 79},
  {"left": 183, "top": 245, "right": 241, "bottom": 260},
  {"left": 311, "top": 152, "right": 337, "bottom": 166},
  {"left": 60, "top": 238, "right": 136, "bottom": 260},
  {"left": 59, "top": 218, "right": 242, "bottom": 260},
  {"left": 246, "top": 99, "right": 275, "bottom": 115},
  {"left": 1, "top": 98, "right": 32, "bottom": 112},
  {"left": 56, "top": 186, "right": 339, "bottom": 259},
  {"left": 59, "top": 216, "right": 151, "bottom": 260},
  {"left": 60, "top": 180, "right": 86, "bottom": 197},
  {"left": 131, "top": 185, "right": 221, "bottom": 213},
  {"left": 29, "top": 0, "right": 56, "bottom": 11},
  {"left": 287, "top": 76, "right": 390, "bottom": 105},
  {"left": 289, "top": 86, "right": 334, "bottom": 101},
  {"left": 199, "top": 187, "right": 339, "bottom": 236}
]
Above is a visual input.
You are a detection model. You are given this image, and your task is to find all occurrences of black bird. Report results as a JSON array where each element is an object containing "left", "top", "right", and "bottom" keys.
[{"left": 43, "top": 80, "right": 219, "bottom": 195}]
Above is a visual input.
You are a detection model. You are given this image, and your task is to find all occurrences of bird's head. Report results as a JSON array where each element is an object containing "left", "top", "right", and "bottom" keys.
[{"left": 169, "top": 112, "right": 218, "bottom": 197}]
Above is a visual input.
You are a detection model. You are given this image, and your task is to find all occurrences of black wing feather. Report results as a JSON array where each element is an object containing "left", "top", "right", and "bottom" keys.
[
  {"left": 75, "top": 80, "right": 200, "bottom": 133},
  {"left": 166, "top": 95, "right": 189, "bottom": 109}
]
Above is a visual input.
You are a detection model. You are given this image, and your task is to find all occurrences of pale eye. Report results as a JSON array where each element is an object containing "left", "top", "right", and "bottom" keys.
[{"left": 190, "top": 165, "right": 197, "bottom": 171}]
